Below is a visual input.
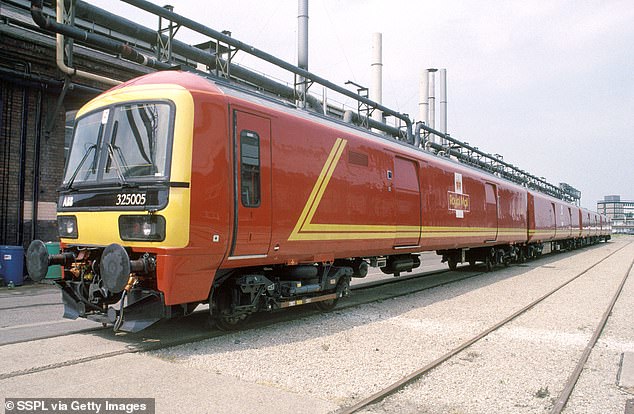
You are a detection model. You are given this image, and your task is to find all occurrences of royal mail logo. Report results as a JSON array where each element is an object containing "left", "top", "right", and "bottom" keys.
[{"left": 448, "top": 191, "right": 470, "bottom": 212}]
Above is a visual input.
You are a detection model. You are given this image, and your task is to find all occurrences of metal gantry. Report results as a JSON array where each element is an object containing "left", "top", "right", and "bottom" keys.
[{"left": 414, "top": 122, "right": 581, "bottom": 204}]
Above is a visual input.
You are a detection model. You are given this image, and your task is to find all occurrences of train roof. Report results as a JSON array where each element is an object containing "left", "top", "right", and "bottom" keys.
[{"left": 92, "top": 71, "right": 589, "bottom": 209}]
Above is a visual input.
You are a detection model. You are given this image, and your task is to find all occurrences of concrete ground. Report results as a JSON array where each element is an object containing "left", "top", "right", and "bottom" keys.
[{"left": 1, "top": 239, "right": 632, "bottom": 413}]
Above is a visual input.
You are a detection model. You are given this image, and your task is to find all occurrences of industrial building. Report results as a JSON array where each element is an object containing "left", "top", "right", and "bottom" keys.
[{"left": 597, "top": 195, "right": 634, "bottom": 234}]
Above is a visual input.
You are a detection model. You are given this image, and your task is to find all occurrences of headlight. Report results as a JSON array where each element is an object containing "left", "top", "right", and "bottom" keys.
[
  {"left": 57, "top": 216, "right": 78, "bottom": 238},
  {"left": 119, "top": 215, "right": 166, "bottom": 241}
]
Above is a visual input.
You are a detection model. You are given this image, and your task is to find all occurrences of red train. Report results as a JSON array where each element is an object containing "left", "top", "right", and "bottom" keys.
[{"left": 26, "top": 71, "right": 610, "bottom": 331}]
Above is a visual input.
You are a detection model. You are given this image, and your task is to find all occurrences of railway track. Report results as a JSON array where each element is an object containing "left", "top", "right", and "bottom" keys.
[
  {"left": 337, "top": 241, "right": 632, "bottom": 414},
  {"left": 0, "top": 301, "right": 62, "bottom": 311},
  {"left": 0, "top": 244, "right": 611, "bottom": 383},
  {"left": 0, "top": 324, "right": 106, "bottom": 347},
  {"left": 0, "top": 265, "right": 483, "bottom": 380}
]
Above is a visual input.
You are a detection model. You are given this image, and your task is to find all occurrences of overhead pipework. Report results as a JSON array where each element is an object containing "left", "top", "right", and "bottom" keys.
[
  {"left": 414, "top": 121, "right": 581, "bottom": 204},
  {"left": 30, "top": 0, "right": 171, "bottom": 73},
  {"left": 27, "top": 0, "right": 579, "bottom": 204},
  {"left": 413, "top": 65, "right": 579, "bottom": 204},
  {"left": 54, "top": 0, "right": 120, "bottom": 86},
  {"left": 120, "top": 0, "right": 413, "bottom": 142}
]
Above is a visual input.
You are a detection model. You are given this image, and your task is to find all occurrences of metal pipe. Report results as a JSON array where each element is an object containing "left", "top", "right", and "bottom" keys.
[
  {"left": 121, "top": 0, "right": 412, "bottom": 141},
  {"left": 31, "top": 0, "right": 171, "bottom": 75},
  {"left": 370, "top": 32, "right": 383, "bottom": 127},
  {"left": 72, "top": 0, "right": 325, "bottom": 114},
  {"left": 414, "top": 121, "right": 424, "bottom": 147},
  {"left": 419, "top": 68, "right": 428, "bottom": 126},
  {"left": 72, "top": 0, "right": 402, "bottom": 138},
  {"left": 354, "top": 113, "right": 401, "bottom": 137},
  {"left": 343, "top": 110, "right": 354, "bottom": 124},
  {"left": 0, "top": 65, "right": 103, "bottom": 95},
  {"left": 31, "top": 88, "right": 43, "bottom": 242},
  {"left": 416, "top": 121, "right": 569, "bottom": 197},
  {"left": 439, "top": 68, "right": 447, "bottom": 146},
  {"left": 322, "top": 87, "right": 327, "bottom": 115},
  {"left": 297, "top": 0, "right": 309, "bottom": 107},
  {"left": 298, "top": 0, "right": 308, "bottom": 70},
  {"left": 17, "top": 82, "right": 29, "bottom": 246},
  {"left": 0, "top": 88, "right": 10, "bottom": 243},
  {"left": 55, "top": 0, "right": 120, "bottom": 85},
  {"left": 427, "top": 68, "right": 437, "bottom": 141},
  {"left": 72, "top": 0, "right": 411, "bottom": 138}
]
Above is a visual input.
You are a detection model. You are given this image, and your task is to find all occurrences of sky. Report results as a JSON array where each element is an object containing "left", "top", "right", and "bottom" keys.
[{"left": 85, "top": 0, "right": 634, "bottom": 209}]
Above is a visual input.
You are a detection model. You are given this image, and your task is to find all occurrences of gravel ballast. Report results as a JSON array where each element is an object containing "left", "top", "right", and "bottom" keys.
[{"left": 151, "top": 237, "right": 634, "bottom": 413}]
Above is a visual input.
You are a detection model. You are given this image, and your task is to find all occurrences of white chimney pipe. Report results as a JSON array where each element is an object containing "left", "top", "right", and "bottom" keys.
[
  {"left": 297, "top": 0, "right": 308, "bottom": 70},
  {"left": 297, "top": 0, "right": 309, "bottom": 107},
  {"left": 370, "top": 32, "right": 383, "bottom": 126},
  {"left": 322, "top": 87, "right": 327, "bottom": 115},
  {"left": 419, "top": 68, "right": 429, "bottom": 126},
  {"left": 427, "top": 68, "right": 437, "bottom": 142},
  {"left": 439, "top": 68, "right": 447, "bottom": 146}
]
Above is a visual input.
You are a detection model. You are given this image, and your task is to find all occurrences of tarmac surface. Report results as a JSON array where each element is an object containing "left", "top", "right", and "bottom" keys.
[{"left": 0, "top": 238, "right": 632, "bottom": 413}]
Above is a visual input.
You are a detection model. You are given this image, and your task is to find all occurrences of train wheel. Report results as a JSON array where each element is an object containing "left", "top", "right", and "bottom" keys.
[
  {"left": 210, "top": 285, "right": 250, "bottom": 331},
  {"left": 316, "top": 276, "right": 350, "bottom": 312},
  {"left": 485, "top": 256, "right": 493, "bottom": 272},
  {"left": 315, "top": 297, "right": 338, "bottom": 312},
  {"left": 215, "top": 313, "right": 250, "bottom": 331},
  {"left": 448, "top": 257, "right": 458, "bottom": 271},
  {"left": 518, "top": 249, "right": 526, "bottom": 263}
]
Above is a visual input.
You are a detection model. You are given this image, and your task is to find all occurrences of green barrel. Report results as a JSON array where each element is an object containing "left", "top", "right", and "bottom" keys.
[{"left": 45, "top": 242, "right": 62, "bottom": 279}]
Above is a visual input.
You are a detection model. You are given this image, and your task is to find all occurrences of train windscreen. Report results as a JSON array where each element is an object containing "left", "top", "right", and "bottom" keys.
[{"left": 63, "top": 102, "right": 173, "bottom": 187}]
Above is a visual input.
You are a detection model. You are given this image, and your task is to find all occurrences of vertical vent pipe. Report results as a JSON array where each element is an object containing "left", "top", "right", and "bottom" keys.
[
  {"left": 427, "top": 68, "right": 437, "bottom": 142},
  {"left": 370, "top": 32, "right": 383, "bottom": 128},
  {"left": 439, "top": 68, "right": 447, "bottom": 146},
  {"left": 297, "top": 0, "right": 308, "bottom": 107},
  {"left": 418, "top": 68, "right": 429, "bottom": 146}
]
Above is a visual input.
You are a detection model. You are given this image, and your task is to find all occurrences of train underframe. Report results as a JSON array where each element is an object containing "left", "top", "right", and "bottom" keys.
[
  {"left": 437, "top": 235, "right": 611, "bottom": 272},
  {"left": 29, "top": 234, "right": 609, "bottom": 332},
  {"left": 31, "top": 241, "right": 420, "bottom": 332},
  {"left": 52, "top": 251, "right": 361, "bottom": 332}
]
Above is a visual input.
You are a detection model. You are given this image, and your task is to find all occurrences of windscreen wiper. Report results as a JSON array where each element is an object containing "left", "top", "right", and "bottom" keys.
[
  {"left": 64, "top": 145, "right": 96, "bottom": 191},
  {"left": 107, "top": 143, "right": 135, "bottom": 188}
]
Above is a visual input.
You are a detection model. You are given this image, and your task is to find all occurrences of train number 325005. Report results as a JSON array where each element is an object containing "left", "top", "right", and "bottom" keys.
[{"left": 116, "top": 193, "right": 146, "bottom": 206}]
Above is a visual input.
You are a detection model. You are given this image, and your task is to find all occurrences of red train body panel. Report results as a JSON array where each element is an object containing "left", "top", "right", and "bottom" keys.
[
  {"left": 528, "top": 191, "right": 578, "bottom": 243},
  {"left": 27, "top": 71, "right": 610, "bottom": 331}
]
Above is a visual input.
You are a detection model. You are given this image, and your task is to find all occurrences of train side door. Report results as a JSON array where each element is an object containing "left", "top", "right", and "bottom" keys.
[
  {"left": 230, "top": 110, "right": 272, "bottom": 257},
  {"left": 551, "top": 203, "right": 557, "bottom": 238},
  {"left": 393, "top": 157, "right": 421, "bottom": 247},
  {"left": 484, "top": 183, "right": 498, "bottom": 241}
]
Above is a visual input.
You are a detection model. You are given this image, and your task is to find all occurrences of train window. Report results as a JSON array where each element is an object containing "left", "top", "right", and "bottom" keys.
[
  {"left": 62, "top": 110, "right": 105, "bottom": 185},
  {"left": 240, "top": 130, "right": 261, "bottom": 207},
  {"left": 103, "top": 103, "right": 172, "bottom": 180},
  {"left": 485, "top": 183, "right": 496, "bottom": 204}
]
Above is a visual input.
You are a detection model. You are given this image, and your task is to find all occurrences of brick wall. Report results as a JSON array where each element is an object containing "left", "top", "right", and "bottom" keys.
[{"left": 0, "top": 24, "right": 146, "bottom": 247}]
